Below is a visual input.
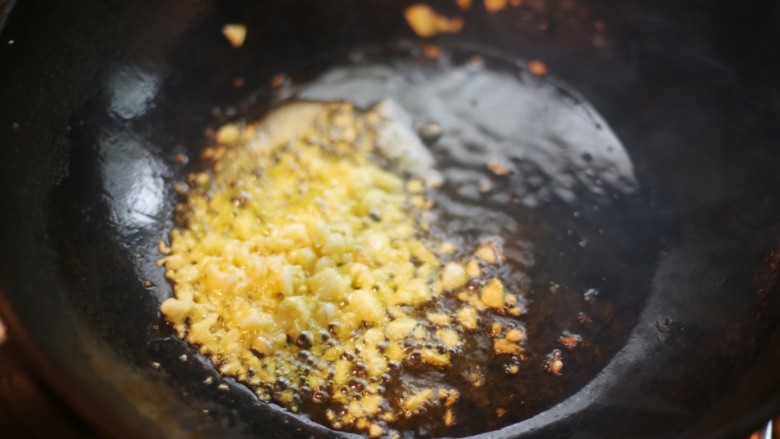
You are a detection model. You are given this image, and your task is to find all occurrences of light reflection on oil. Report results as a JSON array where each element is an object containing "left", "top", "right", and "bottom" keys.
[
  {"left": 106, "top": 65, "right": 160, "bottom": 120},
  {"left": 298, "top": 56, "right": 636, "bottom": 209},
  {"left": 99, "top": 132, "right": 165, "bottom": 229}
]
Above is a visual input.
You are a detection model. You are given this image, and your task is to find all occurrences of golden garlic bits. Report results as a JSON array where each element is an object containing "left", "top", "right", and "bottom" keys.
[{"left": 160, "top": 101, "right": 526, "bottom": 436}]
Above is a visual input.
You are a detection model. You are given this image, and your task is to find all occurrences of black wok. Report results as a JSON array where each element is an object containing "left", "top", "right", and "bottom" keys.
[{"left": 1, "top": 0, "right": 780, "bottom": 438}]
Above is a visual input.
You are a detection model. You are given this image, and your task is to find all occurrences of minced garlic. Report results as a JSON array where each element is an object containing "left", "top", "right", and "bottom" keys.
[
  {"left": 221, "top": 24, "right": 247, "bottom": 48},
  {"left": 160, "top": 101, "right": 527, "bottom": 435}
]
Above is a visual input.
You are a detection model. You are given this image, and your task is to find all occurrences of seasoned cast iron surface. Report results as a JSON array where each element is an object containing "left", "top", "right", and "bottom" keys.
[{"left": 1, "top": 0, "right": 779, "bottom": 438}]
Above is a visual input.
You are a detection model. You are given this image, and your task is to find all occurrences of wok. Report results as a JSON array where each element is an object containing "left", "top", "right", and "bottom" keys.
[{"left": 1, "top": 0, "right": 780, "bottom": 438}]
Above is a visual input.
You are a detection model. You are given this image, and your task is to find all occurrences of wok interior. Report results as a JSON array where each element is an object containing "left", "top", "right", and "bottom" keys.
[{"left": 1, "top": 0, "right": 780, "bottom": 438}]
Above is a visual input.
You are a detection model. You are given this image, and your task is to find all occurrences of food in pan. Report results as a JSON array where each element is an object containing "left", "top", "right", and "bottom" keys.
[{"left": 160, "top": 100, "right": 528, "bottom": 436}]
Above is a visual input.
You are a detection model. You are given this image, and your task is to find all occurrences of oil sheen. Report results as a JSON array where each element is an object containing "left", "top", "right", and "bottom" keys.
[{"left": 161, "top": 46, "right": 649, "bottom": 438}]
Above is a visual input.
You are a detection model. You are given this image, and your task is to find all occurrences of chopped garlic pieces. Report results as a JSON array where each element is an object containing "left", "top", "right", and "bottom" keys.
[
  {"left": 480, "top": 278, "right": 506, "bottom": 309},
  {"left": 441, "top": 262, "right": 467, "bottom": 290},
  {"left": 403, "top": 4, "right": 464, "bottom": 38},
  {"left": 160, "top": 101, "right": 528, "bottom": 435},
  {"left": 221, "top": 24, "right": 247, "bottom": 48}
]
